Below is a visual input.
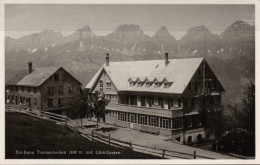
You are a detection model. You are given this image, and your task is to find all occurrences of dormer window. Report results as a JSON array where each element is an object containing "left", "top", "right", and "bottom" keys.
[
  {"left": 163, "top": 79, "right": 170, "bottom": 88},
  {"left": 154, "top": 82, "right": 159, "bottom": 88},
  {"left": 129, "top": 80, "right": 134, "bottom": 87},
  {"left": 145, "top": 81, "right": 150, "bottom": 87},
  {"left": 164, "top": 82, "right": 169, "bottom": 88},
  {"left": 137, "top": 81, "right": 142, "bottom": 87}
]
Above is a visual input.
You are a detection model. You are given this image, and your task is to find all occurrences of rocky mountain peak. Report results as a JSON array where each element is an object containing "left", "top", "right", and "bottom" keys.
[
  {"left": 234, "top": 19, "right": 254, "bottom": 26},
  {"left": 158, "top": 26, "right": 168, "bottom": 31},
  {"left": 72, "top": 25, "right": 95, "bottom": 39},
  {"left": 224, "top": 20, "right": 255, "bottom": 32},
  {"left": 76, "top": 25, "right": 92, "bottom": 32},
  {"left": 154, "top": 26, "right": 172, "bottom": 38},
  {"left": 115, "top": 24, "right": 143, "bottom": 33},
  {"left": 187, "top": 25, "right": 210, "bottom": 33},
  {"left": 221, "top": 19, "right": 255, "bottom": 40}
]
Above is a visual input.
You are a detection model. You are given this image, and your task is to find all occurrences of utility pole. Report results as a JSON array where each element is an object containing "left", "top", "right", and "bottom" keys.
[{"left": 182, "top": 97, "right": 186, "bottom": 145}]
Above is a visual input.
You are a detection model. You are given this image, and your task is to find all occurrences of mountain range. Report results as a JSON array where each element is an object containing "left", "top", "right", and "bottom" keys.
[{"left": 5, "top": 19, "right": 255, "bottom": 105}]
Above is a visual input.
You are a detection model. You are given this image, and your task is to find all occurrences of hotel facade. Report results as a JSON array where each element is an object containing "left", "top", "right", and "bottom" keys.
[{"left": 86, "top": 53, "right": 224, "bottom": 144}]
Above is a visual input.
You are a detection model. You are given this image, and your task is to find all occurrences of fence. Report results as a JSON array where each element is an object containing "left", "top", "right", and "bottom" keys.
[{"left": 5, "top": 104, "right": 214, "bottom": 159}]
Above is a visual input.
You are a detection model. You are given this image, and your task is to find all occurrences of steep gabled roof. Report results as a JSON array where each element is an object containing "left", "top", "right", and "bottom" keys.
[
  {"left": 86, "top": 58, "right": 206, "bottom": 94},
  {"left": 7, "top": 66, "right": 82, "bottom": 87}
]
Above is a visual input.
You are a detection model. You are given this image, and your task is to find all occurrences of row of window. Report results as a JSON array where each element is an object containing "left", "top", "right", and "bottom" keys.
[
  {"left": 6, "top": 85, "right": 76, "bottom": 95},
  {"left": 7, "top": 95, "right": 75, "bottom": 108},
  {"left": 186, "top": 115, "right": 202, "bottom": 127},
  {"left": 129, "top": 96, "right": 181, "bottom": 109},
  {"left": 99, "top": 80, "right": 112, "bottom": 93},
  {"left": 53, "top": 73, "right": 67, "bottom": 82},
  {"left": 105, "top": 94, "right": 118, "bottom": 100},
  {"left": 48, "top": 85, "right": 73, "bottom": 94},
  {"left": 6, "top": 95, "right": 37, "bottom": 107},
  {"left": 129, "top": 81, "right": 171, "bottom": 88},
  {"left": 117, "top": 112, "right": 185, "bottom": 130},
  {"left": 188, "top": 81, "right": 217, "bottom": 91},
  {"left": 47, "top": 97, "right": 74, "bottom": 107},
  {"left": 116, "top": 112, "right": 202, "bottom": 129},
  {"left": 184, "top": 96, "right": 221, "bottom": 107},
  {"left": 7, "top": 86, "right": 38, "bottom": 93}
]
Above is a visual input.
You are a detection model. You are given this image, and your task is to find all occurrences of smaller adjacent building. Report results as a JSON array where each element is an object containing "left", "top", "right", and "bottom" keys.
[{"left": 5, "top": 62, "right": 82, "bottom": 115}]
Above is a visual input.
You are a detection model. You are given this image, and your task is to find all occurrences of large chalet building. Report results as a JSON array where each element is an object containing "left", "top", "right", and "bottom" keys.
[
  {"left": 5, "top": 62, "right": 82, "bottom": 115},
  {"left": 86, "top": 53, "right": 225, "bottom": 144}
]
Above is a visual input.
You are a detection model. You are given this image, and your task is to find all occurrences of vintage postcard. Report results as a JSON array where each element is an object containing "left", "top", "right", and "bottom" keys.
[{"left": 1, "top": 0, "right": 258, "bottom": 164}]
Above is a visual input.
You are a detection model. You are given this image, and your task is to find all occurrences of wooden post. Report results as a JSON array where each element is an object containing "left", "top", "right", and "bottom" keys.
[
  {"left": 129, "top": 141, "right": 132, "bottom": 148},
  {"left": 109, "top": 134, "right": 111, "bottom": 146},
  {"left": 162, "top": 149, "right": 165, "bottom": 158},
  {"left": 155, "top": 145, "right": 156, "bottom": 149},
  {"left": 194, "top": 151, "right": 196, "bottom": 159},
  {"left": 91, "top": 131, "right": 94, "bottom": 142}
]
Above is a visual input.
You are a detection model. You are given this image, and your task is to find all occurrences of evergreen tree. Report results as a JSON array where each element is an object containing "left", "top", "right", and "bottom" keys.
[
  {"left": 68, "top": 90, "right": 93, "bottom": 126},
  {"left": 90, "top": 93, "right": 110, "bottom": 130},
  {"left": 204, "top": 104, "right": 226, "bottom": 139}
]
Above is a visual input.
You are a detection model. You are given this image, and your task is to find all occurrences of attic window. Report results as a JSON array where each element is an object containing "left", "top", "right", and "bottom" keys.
[
  {"left": 106, "top": 82, "right": 111, "bottom": 88},
  {"left": 137, "top": 81, "right": 142, "bottom": 87},
  {"left": 198, "top": 70, "right": 201, "bottom": 76},
  {"left": 164, "top": 82, "right": 169, "bottom": 88},
  {"left": 189, "top": 83, "right": 192, "bottom": 90},
  {"left": 62, "top": 74, "right": 67, "bottom": 81},
  {"left": 54, "top": 74, "right": 59, "bottom": 81},
  {"left": 145, "top": 81, "right": 150, "bottom": 87},
  {"left": 214, "top": 81, "right": 217, "bottom": 89},
  {"left": 154, "top": 82, "right": 159, "bottom": 88},
  {"left": 129, "top": 81, "right": 134, "bottom": 87}
]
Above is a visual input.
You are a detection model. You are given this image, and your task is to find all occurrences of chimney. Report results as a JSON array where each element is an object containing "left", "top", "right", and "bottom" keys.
[
  {"left": 28, "top": 62, "right": 32, "bottom": 74},
  {"left": 165, "top": 53, "right": 169, "bottom": 66},
  {"left": 105, "top": 53, "right": 109, "bottom": 66}
]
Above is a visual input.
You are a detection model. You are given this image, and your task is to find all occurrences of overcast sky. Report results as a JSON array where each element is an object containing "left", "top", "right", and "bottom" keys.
[{"left": 5, "top": 4, "right": 254, "bottom": 39}]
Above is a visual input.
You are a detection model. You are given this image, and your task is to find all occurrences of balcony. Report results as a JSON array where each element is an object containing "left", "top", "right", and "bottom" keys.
[{"left": 107, "top": 104, "right": 183, "bottom": 118}]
